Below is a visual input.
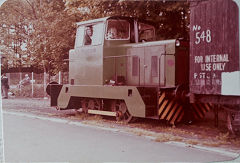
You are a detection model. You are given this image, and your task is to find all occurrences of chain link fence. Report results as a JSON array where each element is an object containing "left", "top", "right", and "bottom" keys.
[{"left": 6, "top": 72, "right": 68, "bottom": 98}]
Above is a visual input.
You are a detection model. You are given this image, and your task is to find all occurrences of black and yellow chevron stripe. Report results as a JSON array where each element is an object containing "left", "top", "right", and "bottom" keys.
[{"left": 158, "top": 92, "right": 212, "bottom": 125}]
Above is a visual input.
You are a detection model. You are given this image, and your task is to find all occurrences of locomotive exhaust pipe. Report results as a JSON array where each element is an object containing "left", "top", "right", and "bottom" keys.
[{"left": 46, "top": 82, "right": 63, "bottom": 106}]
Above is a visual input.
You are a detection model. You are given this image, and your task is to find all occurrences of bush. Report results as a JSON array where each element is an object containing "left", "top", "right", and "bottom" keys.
[{"left": 10, "top": 84, "right": 46, "bottom": 98}]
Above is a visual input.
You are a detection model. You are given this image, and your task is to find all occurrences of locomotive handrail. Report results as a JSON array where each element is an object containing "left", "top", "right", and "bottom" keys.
[
  {"left": 158, "top": 53, "right": 176, "bottom": 88},
  {"left": 103, "top": 55, "right": 132, "bottom": 59}
]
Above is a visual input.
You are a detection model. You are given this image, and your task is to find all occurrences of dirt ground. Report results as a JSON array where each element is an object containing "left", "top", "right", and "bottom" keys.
[{"left": 2, "top": 97, "right": 240, "bottom": 153}]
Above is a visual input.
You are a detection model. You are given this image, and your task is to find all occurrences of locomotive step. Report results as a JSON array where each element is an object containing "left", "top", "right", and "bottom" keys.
[{"left": 88, "top": 109, "right": 116, "bottom": 116}]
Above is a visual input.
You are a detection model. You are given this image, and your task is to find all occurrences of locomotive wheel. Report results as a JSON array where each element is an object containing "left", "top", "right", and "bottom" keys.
[
  {"left": 227, "top": 111, "right": 234, "bottom": 134},
  {"left": 110, "top": 100, "right": 117, "bottom": 112},
  {"left": 227, "top": 110, "right": 240, "bottom": 135},
  {"left": 88, "top": 99, "right": 101, "bottom": 110},
  {"left": 81, "top": 99, "right": 88, "bottom": 113},
  {"left": 224, "top": 105, "right": 240, "bottom": 135},
  {"left": 116, "top": 101, "right": 133, "bottom": 123}
]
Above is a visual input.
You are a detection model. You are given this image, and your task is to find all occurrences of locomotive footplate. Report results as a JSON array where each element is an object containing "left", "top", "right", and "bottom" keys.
[
  {"left": 56, "top": 85, "right": 146, "bottom": 119},
  {"left": 48, "top": 84, "right": 213, "bottom": 125}
]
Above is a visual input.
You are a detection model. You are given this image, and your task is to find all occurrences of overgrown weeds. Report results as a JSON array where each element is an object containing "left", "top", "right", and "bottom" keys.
[{"left": 10, "top": 84, "right": 45, "bottom": 98}]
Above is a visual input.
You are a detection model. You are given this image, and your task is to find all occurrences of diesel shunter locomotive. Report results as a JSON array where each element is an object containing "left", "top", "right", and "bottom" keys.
[{"left": 47, "top": 0, "right": 240, "bottom": 133}]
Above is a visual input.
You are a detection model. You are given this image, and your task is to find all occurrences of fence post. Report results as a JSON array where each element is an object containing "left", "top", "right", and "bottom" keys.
[
  {"left": 43, "top": 71, "right": 47, "bottom": 99},
  {"left": 7, "top": 73, "right": 10, "bottom": 86},
  {"left": 0, "top": 99, "right": 5, "bottom": 162},
  {"left": 31, "top": 72, "right": 34, "bottom": 98},
  {"left": 59, "top": 71, "right": 61, "bottom": 84},
  {"left": 19, "top": 72, "right": 22, "bottom": 92}
]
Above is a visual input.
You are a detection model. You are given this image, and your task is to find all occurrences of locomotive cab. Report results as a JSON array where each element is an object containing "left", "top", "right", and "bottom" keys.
[{"left": 69, "top": 17, "right": 158, "bottom": 86}]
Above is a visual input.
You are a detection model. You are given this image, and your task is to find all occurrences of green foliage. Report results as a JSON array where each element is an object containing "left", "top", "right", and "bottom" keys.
[
  {"left": 10, "top": 84, "right": 45, "bottom": 98},
  {"left": 0, "top": 0, "right": 76, "bottom": 73},
  {"left": 1, "top": 0, "right": 189, "bottom": 73},
  {"left": 64, "top": 0, "right": 190, "bottom": 40},
  {"left": 0, "top": 0, "right": 29, "bottom": 69},
  {"left": 25, "top": 0, "right": 76, "bottom": 74}
]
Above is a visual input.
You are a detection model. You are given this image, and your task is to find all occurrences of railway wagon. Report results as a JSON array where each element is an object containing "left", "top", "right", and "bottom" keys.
[
  {"left": 47, "top": 15, "right": 210, "bottom": 125},
  {"left": 189, "top": 0, "right": 240, "bottom": 134}
]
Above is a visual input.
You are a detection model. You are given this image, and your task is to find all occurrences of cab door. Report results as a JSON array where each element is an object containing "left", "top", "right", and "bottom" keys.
[
  {"left": 143, "top": 46, "right": 166, "bottom": 86},
  {"left": 70, "top": 23, "right": 105, "bottom": 85}
]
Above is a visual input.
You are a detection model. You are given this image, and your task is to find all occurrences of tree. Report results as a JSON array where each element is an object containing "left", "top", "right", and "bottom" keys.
[
  {"left": 0, "top": 0, "right": 30, "bottom": 70},
  {"left": 0, "top": 0, "right": 76, "bottom": 74},
  {"left": 24, "top": 0, "right": 76, "bottom": 74},
  {"left": 0, "top": 0, "right": 189, "bottom": 73},
  {"left": 64, "top": 0, "right": 190, "bottom": 40}
]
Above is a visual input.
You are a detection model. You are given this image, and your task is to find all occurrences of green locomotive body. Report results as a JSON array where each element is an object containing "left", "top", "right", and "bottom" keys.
[{"left": 47, "top": 16, "right": 208, "bottom": 124}]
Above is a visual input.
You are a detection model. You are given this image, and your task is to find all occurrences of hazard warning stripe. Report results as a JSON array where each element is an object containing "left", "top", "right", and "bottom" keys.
[
  {"left": 177, "top": 111, "right": 184, "bottom": 123},
  {"left": 166, "top": 103, "right": 178, "bottom": 121},
  {"left": 192, "top": 110, "right": 199, "bottom": 120},
  {"left": 204, "top": 103, "right": 211, "bottom": 112},
  {"left": 158, "top": 92, "right": 184, "bottom": 124},
  {"left": 199, "top": 103, "right": 207, "bottom": 115},
  {"left": 158, "top": 92, "right": 165, "bottom": 105},
  {"left": 192, "top": 103, "right": 204, "bottom": 119},
  {"left": 158, "top": 92, "right": 212, "bottom": 124},
  {"left": 170, "top": 106, "right": 183, "bottom": 125},
  {"left": 160, "top": 100, "right": 174, "bottom": 119},
  {"left": 158, "top": 100, "right": 168, "bottom": 116},
  {"left": 191, "top": 102, "right": 213, "bottom": 120}
]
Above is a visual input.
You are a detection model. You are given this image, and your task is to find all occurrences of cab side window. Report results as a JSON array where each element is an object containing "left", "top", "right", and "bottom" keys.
[
  {"left": 138, "top": 23, "right": 155, "bottom": 42},
  {"left": 84, "top": 26, "right": 93, "bottom": 45},
  {"left": 75, "top": 23, "right": 104, "bottom": 48},
  {"left": 105, "top": 20, "right": 130, "bottom": 40},
  {"left": 91, "top": 23, "right": 104, "bottom": 45},
  {"left": 75, "top": 26, "right": 85, "bottom": 48}
]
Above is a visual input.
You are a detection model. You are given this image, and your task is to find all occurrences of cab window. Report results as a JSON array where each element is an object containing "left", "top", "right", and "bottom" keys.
[
  {"left": 75, "top": 26, "right": 84, "bottom": 48},
  {"left": 75, "top": 23, "right": 104, "bottom": 48},
  {"left": 105, "top": 19, "right": 130, "bottom": 40},
  {"left": 138, "top": 23, "right": 155, "bottom": 42}
]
